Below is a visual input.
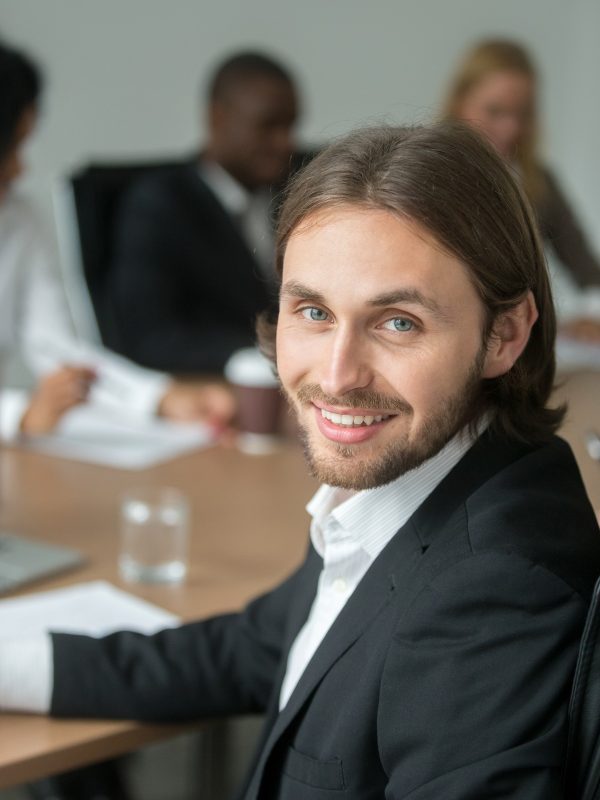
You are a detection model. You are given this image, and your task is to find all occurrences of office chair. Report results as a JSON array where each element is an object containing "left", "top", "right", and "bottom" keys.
[
  {"left": 53, "top": 160, "right": 177, "bottom": 351},
  {"left": 55, "top": 151, "right": 316, "bottom": 354},
  {"left": 565, "top": 576, "right": 600, "bottom": 799}
]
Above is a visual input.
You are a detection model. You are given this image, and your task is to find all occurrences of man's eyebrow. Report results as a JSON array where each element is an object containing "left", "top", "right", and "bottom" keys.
[
  {"left": 280, "top": 281, "right": 326, "bottom": 305},
  {"left": 280, "top": 282, "right": 452, "bottom": 321},
  {"left": 368, "top": 289, "right": 450, "bottom": 320}
]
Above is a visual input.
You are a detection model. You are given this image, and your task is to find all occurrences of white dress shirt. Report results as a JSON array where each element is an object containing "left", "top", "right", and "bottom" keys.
[
  {"left": 0, "top": 193, "right": 170, "bottom": 437},
  {"left": 279, "top": 425, "right": 480, "bottom": 709},
  {"left": 199, "top": 160, "right": 275, "bottom": 278},
  {"left": 0, "top": 425, "right": 481, "bottom": 714}
]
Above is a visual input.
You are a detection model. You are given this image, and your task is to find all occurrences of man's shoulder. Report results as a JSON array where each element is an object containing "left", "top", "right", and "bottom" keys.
[
  {"left": 124, "top": 160, "right": 196, "bottom": 203},
  {"left": 120, "top": 158, "right": 221, "bottom": 220},
  {"left": 404, "top": 433, "right": 599, "bottom": 600},
  {"left": 464, "top": 435, "right": 600, "bottom": 594},
  {"left": 466, "top": 434, "right": 589, "bottom": 521}
]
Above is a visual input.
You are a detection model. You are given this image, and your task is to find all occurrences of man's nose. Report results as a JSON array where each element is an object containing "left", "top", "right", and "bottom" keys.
[{"left": 319, "top": 327, "right": 372, "bottom": 399}]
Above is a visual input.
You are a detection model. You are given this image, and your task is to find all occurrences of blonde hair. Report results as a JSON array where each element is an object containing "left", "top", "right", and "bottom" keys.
[{"left": 442, "top": 39, "right": 545, "bottom": 203}]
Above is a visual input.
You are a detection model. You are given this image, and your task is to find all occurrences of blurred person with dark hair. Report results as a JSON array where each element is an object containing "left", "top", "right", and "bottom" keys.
[
  {"left": 108, "top": 50, "right": 300, "bottom": 373},
  {"left": 442, "top": 38, "right": 600, "bottom": 343},
  {"left": 0, "top": 39, "right": 234, "bottom": 439},
  {"left": 1, "top": 123, "right": 599, "bottom": 798}
]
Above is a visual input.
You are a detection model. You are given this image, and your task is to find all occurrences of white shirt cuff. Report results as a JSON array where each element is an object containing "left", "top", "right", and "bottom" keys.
[
  {"left": 0, "top": 389, "right": 30, "bottom": 440},
  {"left": 0, "top": 633, "right": 53, "bottom": 713}
]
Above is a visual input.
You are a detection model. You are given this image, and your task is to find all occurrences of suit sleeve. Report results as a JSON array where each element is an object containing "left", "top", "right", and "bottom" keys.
[
  {"left": 379, "top": 552, "right": 586, "bottom": 799},
  {"left": 109, "top": 181, "right": 256, "bottom": 373},
  {"left": 540, "top": 169, "right": 600, "bottom": 288},
  {"left": 50, "top": 555, "right": 310, "bottom": 722}
]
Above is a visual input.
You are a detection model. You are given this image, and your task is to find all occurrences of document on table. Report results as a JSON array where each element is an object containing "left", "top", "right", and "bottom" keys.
[
  {"left": 0, "top": 580, "right": 179, "bottom": 640},
  {"left": 24, "top": 402, "right": 215, "bottom": 469}
]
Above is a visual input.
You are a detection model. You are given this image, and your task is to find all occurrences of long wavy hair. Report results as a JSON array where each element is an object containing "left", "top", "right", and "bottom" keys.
[
  {"left": 258, "top": 123, "right": 564, "bottom": 445},
  {"left": 441, "top": 39, "right": 546, "bottom": 205}
]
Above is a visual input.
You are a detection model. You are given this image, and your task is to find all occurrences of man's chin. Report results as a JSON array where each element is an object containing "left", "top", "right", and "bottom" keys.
[
  {"left": 304, "top": 451, "right": 402, "bottom": 491},
  {"left": 300, "top": 430, "right": 411, "bottom": 491}
]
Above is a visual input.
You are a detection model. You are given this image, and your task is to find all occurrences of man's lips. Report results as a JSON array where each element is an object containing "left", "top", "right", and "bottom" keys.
[{"left": 311, "top": 403, "right": 397, "bottom": 444}]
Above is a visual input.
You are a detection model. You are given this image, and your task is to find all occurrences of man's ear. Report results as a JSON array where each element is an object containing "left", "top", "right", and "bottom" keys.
[{"left": 482, "top": 291, "right": 539, "bottom": 379}]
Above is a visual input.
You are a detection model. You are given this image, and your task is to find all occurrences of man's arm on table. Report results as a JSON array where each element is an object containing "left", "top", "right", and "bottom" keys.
[
  {"left": 0, "top": 556, "right": 311, "bottom": 720},
  {"left": 380, "top": 551, "right": 586, "bottom": 799}
]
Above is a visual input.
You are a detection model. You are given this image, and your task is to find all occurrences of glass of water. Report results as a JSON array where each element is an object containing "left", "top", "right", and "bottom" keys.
[{"left": 119, "top": 487, "right": 189, "bottom": 584}]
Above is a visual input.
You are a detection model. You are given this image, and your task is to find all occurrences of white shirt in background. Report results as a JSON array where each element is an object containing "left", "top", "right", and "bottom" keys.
[{"left": 0, "top": 192, "right": 170, "bottom": 438}]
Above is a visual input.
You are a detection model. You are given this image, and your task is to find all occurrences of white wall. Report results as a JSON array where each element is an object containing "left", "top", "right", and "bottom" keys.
[{"left": 2, "top": 0, "right": 600, "bottom": 250}]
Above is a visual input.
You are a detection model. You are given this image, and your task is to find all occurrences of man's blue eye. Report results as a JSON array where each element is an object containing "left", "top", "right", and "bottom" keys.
[
  {"left": 386, "top": 317, "right": 414, "bottom": 332},
  {"left": 302, "top": 308, "right": 328, "bottom": 321}
]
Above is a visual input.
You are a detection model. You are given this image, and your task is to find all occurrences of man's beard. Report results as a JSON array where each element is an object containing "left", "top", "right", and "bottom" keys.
[{"left": 286, "top": 348, "right": 487, "bottom": 491}]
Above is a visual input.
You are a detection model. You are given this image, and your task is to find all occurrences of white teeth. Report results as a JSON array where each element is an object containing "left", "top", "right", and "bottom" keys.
[{"left": 320, "top": 409, "right": 390, "bottom": 427}]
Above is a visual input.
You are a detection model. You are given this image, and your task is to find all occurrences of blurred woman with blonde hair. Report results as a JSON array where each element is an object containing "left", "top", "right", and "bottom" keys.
[{"left": 443, "top": 38, "right": 600, "bottom": 340}]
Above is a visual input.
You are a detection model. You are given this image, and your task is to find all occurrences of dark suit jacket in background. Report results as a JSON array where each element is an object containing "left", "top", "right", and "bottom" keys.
[
  {"left": 51, "top": 432, "right": 600, "bottom": 798},
  {"left": 108, "top": 162, "right": 275, "bottom": 373}
]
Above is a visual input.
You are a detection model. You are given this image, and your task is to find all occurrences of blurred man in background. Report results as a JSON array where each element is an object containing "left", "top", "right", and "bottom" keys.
[{"left": 108, "top": 50, "right": 301, "bottom": 373}]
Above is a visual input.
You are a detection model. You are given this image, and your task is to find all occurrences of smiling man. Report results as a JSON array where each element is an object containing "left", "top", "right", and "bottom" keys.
[
  {"left": 276, "top": 210, "right": 502, "bottom": 489},
  {"left": 2, "top": 124, "right": 600, "bottom": 800}
]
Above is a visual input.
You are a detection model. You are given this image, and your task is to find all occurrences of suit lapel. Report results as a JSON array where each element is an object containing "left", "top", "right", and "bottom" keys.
[
  {"left": 246, "top": 431, "right": 532, "bottom": 798},
  {"left": 246, "top": 520, "right": 424, "bottom": 798}
]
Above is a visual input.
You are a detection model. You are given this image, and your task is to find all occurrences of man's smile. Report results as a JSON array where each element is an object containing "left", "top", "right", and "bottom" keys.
[
  {"left": 312, "top": 402, "right": 397, "bottom": 444},
  {"left": 319, "top": 407, "right": 393, "bottom": 426}
]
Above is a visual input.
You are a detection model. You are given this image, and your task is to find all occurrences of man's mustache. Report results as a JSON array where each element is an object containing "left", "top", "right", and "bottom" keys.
[{"left": 295, "top": 384, "right": 412, "bottom": 414}]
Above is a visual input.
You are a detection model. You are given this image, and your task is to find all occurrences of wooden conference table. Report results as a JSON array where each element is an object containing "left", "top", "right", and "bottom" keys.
[
  {"left": 0, "top": 436, "right": 317, "bottom": 789},
  {"left": 0, "top": 369, "right": 599, "bottom": 788}
]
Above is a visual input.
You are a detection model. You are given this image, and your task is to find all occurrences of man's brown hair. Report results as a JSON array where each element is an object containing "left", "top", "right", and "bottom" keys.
[{"left": 259, "top": 122, "right": 564, "bottom": 444}]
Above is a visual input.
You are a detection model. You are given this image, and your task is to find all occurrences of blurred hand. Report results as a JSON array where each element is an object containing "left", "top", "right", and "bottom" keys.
[
  {"left": 560, "top": 318, "right": 600, "bottom": 344},
  {"left": 158, "top": 381, "right": 236, "bottom": 430},
  {"left": 20, "top": 366, "right": 97, "bottom": 435}
]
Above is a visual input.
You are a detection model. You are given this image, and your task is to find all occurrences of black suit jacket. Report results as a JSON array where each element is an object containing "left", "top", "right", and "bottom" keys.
[
  {"left": 51, "top": 433, "right": 600, "bottom": 798},
  {"left": 108, "top": 161, "right": 275, "bottom": 373}
]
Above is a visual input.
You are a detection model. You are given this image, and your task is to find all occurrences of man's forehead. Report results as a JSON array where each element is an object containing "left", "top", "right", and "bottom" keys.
[
  {"left": 280, "top": 207, "right": 484, "bottom": 323},
  {"left": 223, "top": 75, "right": 295, "bottom": 108}
]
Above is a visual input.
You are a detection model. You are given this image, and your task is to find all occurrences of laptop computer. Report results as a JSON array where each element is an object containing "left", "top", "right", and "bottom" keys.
[{"left": 0, "top": 532, "right": 84, "bottom": 595}]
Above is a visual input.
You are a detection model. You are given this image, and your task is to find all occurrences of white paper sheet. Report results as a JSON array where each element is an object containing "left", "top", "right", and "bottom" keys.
[
  {"left": 24, "top": 403, "right": 214, "bottom": 469},
  {"left": 0, "top": 580, "right": 179, "bottom": 640}
]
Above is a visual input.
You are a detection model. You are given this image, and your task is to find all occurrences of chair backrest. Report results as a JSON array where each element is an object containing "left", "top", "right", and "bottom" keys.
[
  {"left": 565, "top": 576, "right": 600, "bottom": 799},
  {"left": 55, "top": 160, "right": 177, "bottom": 351},
  {"left": 57, "top": 152, "right": 317, "bottom": 353}
]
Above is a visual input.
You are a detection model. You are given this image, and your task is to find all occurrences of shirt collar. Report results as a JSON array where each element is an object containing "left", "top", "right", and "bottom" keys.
[
  {"left": 307, "top": 421, "right": 485, "bottom": 561},
  {"left": 199, "top": 159, "right": 250, "bottom": 216}
]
